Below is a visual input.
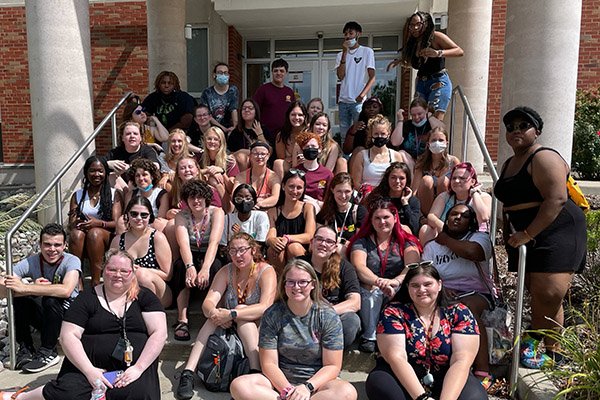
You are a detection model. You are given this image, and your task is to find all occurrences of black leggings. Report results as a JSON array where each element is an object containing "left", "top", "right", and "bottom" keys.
[{"left": 365, "top": 357, "right": 488, "bottom": 400}]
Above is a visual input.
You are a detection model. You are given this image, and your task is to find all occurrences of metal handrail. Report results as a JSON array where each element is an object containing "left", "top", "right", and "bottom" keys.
[
  {"left": 449, "top": 86, "right": 527, "bottom": 398},
  {"left": 4, "top": 91, "right": 133, "bottom": 369}
]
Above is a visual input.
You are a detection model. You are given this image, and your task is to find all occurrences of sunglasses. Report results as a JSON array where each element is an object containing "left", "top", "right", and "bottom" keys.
[
  {"left": 405, "top": 260, "right": 434, "bottom": 270},
  {"left": 129, "top": 211, "right": 150, "bottom": 219},
  {"left": 289, "top": 169, "right": 306, "bottom": 178},
  {"left": 505, "top": 121, "right": 533, "bottom": 133},
  {"left": 133, "top": 108, "right": 146, "bottom": 115}
]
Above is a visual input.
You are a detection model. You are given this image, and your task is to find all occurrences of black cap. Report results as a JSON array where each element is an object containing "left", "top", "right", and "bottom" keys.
[
  {"left": 250, "top": 141, "right": 271, "bottom": 152},
  {"left": 503, "top": 106, "right": 544, "bottom": 132}
]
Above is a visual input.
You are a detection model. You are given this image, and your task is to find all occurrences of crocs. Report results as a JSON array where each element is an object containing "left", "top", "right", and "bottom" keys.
[{"left": 520, "top": 336, "right": 553, "bottom": 369}]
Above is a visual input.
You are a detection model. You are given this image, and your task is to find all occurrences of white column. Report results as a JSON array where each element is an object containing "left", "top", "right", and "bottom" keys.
[
  {"left": 25, "top": 0, "right": 94, "bottom": 223},
  {"left": 498, "top": 0, "right": 582, "bottom": 166},
  {"left": 147, "top": 0, "right": 187, "bottom": 90},
  {"left": 446, "top": 0, "right": 493, "bottom": 173}
]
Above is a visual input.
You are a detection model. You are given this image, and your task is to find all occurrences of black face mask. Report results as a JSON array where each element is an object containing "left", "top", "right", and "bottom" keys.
[
  {"left": 234, "top": 200, "right": 254, "bottom": 214},
  {"left": 372, "top": 137, "right": 389, "bottom": 148},
  {"left": 302, "top": 147, "right": 319, "bottom": 161}
]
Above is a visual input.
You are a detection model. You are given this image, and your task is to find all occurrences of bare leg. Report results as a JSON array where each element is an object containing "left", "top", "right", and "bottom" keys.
[
  {"left": 135, "top": 268, "right": 172, "bottom": 308},
  {"left": 266, "top": 246, "right": 286, "bottom": 276},
  {"left": 2, "top": 386, "right": 45, "bottom": 400},
  {"left": 237, "top": 320, "right": 260, "bottom": 370},
  {"left": 334, "top": 157, "right": 348, "bottom": 174},
  {"left": 273, "top": 159, "right": 286, "bottom": 181},
  {"left": 312, "top": 379, "right": 357, "bottom": 400},
  {"left": 183, "top": 319, "right": 217, "bottom": 371},
  {"left": 177, "top": 287, "right": 191, "bottom": 324},
  {"left": 461, "top": 295, "right": 491, "bottom": 374},
  {"left": 230, "top": 373, "right": 278, "bottom": 400},
  {"left": 163, "top": 220, "right": 180, "bottom": 261},
  {"left": 434, "top": 110, "right": 446, "bottom": 121},
  {"left": 234, "top": 149, "right": 251, "bottom": 171},
  {"left": 417, "top": 175, "right": 435, "bottom": 216},
  {"left": 286, "top": 243, "right": 306, "bottom": 259},
  {"left": 86, "top": 227, "right": 111, "bottom": 286}
]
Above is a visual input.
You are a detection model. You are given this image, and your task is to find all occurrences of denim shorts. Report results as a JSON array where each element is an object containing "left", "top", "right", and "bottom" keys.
[{"left": 415, "top": 70, "right": 452, "bottom": 113}]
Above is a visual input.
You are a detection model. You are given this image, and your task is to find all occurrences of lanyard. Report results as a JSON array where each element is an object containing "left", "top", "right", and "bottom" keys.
[
  {"left": 102, "top": 285, "right": 128, "bottom": 339},
  {"left": 39, "top": 254, "right": 64, "bottom": 284},
  {"left": 191, "top": 209, "right": 209, "bottom": 249},
  {"left": 416, "top": 307, "right": 437, "bottom": 374},
  {"left": 334, "top": 204, "right": 353, "bottom": 239},
  {"left": 375, "top": 236, "right": 391, "bottom": 277}
]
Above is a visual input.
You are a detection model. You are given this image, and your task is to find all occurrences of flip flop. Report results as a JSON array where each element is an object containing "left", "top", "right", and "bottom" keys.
[
  {"left": 474, "top": 370, "right": 494, "bottom": 392},
  {"left": 173, "top": 321, "right": 190, "bottom": 341},
  {"left": 0, "top": 386, "right": 30, "bottom": 399}
]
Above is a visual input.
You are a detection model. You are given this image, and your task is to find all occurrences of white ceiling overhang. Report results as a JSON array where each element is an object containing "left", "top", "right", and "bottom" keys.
[{"left": 212, "top": 0, "right": 419, "bottom": 38}]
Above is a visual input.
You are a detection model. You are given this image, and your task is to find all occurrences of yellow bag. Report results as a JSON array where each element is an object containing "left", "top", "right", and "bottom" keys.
[{"left": 567, "top": 175, "right": 590, "bottom": 212}]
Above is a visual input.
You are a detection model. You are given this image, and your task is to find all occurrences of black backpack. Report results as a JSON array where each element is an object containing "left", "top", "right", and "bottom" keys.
[{"left": 196, "top": 327, "right": 250, "bottom": 392}]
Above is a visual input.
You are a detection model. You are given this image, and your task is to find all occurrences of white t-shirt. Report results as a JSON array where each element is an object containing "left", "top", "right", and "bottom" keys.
[
  {"left": 422, "top": 231, "right": 493, "bottom": 294},
  {"left": 335, "top": 45, "right": 376, "bottom": 103},
  {"left": 220, "top": 210, "right": 270, "bottom": 246}
]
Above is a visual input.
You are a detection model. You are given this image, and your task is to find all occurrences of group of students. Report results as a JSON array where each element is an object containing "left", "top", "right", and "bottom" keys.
[{"left": 0, "top": 11, "right": 587, "bottom": 400}]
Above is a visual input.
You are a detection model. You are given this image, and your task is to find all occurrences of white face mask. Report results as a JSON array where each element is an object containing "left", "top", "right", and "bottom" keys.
[{"left": 429, "top": 141, "right": 447, "bottom": 154}]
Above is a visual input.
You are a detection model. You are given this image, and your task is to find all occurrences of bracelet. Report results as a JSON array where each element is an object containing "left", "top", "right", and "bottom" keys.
[
  {"left": 283, "top": 235, "right": 292, "bottom": 245},
  {"left": 523, "top": 229, "right": 534, "bottom": 241},
  {"left": 437, "top": 49, "right": 443, "bottom": 57},
  {"left": 185, "top": 263, "right": 195, "bottom": 270}
]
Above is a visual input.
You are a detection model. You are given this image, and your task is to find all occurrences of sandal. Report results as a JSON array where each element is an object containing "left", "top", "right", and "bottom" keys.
[
  {"left": 0, "top": 386, "right": 30, "bottom": 399},
  {"left": 473, "top": 371, "right": 494, "bottom": 392},
  {"left": 173, "top": 321, "right": 190, "bottom": 341}
]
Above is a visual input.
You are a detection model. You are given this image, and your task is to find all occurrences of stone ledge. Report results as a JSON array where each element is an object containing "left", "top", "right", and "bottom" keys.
[{"left": 517, "top": 368, "right": 559, "bottom": 400}]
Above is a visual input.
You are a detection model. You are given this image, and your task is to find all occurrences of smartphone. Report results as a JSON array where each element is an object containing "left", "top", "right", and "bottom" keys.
[
  {"left": 103, "top": 370, "right": 123, "bottom": 385},
  {"left": 77, "top": 210, "right": 89, "bottom": 221}
]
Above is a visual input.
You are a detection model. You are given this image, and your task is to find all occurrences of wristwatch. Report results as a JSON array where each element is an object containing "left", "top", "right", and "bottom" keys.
[
  {"left": 304, "top": 381, "right": 315, "bottom": 394},
  {"left": 230, "top": 310, "right": 238, "bottom": 320}
]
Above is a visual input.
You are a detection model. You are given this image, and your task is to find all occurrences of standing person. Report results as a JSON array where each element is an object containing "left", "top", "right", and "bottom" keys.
[
  {"left": 365, "top": 263, "right": 487, "bottom": 400},
  {"left": 253, "top": 58, "right": 295, "bottom": 146},
  {"left": 229, "top": 259, "right": 358, "bottom": 400},
  {"left": 2, "top": 250, "right": 168, "bottom": 400},
  {"left": 336, "top": 21, "right": 376, "bottom": 148},
  {"left": 494, "top": 106, "right": 587, "bottom": 368},
  {"left": 200, "top": 62, "right": 240, "bottom": 135},
  {"left": 300, "top": 226, "right": 361, "bottom": 348},
  {"left": 0, "top": 224, "right": 81, "bottom": 373},
  {"left": 387, "top": 12, "right": 464, "bottom": 121},
  {"left": 142, "top": 71, "right": 197, "bottom": 130}
]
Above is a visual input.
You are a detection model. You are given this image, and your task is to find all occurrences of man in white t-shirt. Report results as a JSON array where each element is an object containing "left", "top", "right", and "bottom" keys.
[{"left": 335, "top": 21, "right": 376, "bottom": 150}]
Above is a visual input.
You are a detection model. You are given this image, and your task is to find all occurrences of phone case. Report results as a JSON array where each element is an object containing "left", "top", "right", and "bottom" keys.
[{"left": 103, "top": 370, "right": 123, "bottom": 385}]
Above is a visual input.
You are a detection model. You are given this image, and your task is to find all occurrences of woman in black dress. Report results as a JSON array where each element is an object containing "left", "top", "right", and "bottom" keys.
[{"left": 7, "top": 249, "right": 167, "bottom": 400}]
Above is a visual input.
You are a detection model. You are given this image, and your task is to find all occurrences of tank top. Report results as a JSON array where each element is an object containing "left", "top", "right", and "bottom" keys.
[
  {"left": 119, "top": 230, "right": 159, "bottom": 269},
  {"left": 131, "top": 188, "right": 165, "bottom": 218},
  {"left": 416, "top": 53, "right": 445, "bottom": 76},
  {"left": 362, "top": 148, "right": 392, "bottom": 186},
  {"left": 275, "top": 203, "right": 306, "bottom": 236},
  {"left": 245, "top": 168, "right": 271, "bottom": 199},
  {"left": 494, "top": 148, "right": 550, "bottom": 206},
  {"left": 75, "top": 188, "right": 116, "bottom": 220},
  {"left": 183, "top": 209, "right": 213, "bottom": 252},
  {"left": 224, "top": 263, "right": 272, "bottom": 309}
]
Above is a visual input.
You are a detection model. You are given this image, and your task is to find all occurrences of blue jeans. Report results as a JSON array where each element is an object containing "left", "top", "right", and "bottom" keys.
[
  {"left": 359, "top": 286, "right": 387, "bottom": 341},
  {"left": 338, "top": 101, "right": 362, "bottom": 144},
  {"left": 415, "top": 70, "right": 452, "bottom": 113}
]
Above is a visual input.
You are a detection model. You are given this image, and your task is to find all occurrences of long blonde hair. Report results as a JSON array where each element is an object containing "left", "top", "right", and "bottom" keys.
[
  {"left": 366, "top": 114, "right": 392, "bottom": 148},
  {"left": 201, "top": 126, "right": 233, "bottom": 172},
  {"left": 166, "top": 129, "right": 192, "bottom": 165},
  {"left": 169, "top": 157, "right": 200, "bottom": 208}
]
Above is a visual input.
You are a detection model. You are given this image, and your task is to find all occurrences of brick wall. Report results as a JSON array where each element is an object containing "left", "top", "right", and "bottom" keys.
[
  {"left": 0, "top": 2, "right": 148, "bottom": 163},
  {"left": 228, "top": 25, "right": 243, "bottom": 100},
  {"left": 578, "top": 0, "right": 600, "bottom": 91}
]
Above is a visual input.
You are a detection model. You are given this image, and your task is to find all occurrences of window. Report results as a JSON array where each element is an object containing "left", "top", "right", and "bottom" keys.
[{"left": 186, "top": 27, "right": 208, "bottom": 96}]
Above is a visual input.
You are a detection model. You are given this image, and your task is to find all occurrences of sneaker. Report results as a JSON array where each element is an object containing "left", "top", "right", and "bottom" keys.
[
  {"left": 359, "top": 339, "right": 377, "bottom": 353},
  {"left": 176, "top": 369, "right": 195, "bottom": 400},
  {"left": 15, "top": 344, "right": 35, "bottom": 370},
  {"left": 22, "top": 347, "right": 60, "bottom": 373},
  {"left": 520, "top": 336, "right": 553, "bottom": 369}
]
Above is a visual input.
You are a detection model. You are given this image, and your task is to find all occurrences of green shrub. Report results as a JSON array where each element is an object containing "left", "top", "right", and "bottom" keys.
[{"left": 572, "top": 88, "right": 600, "bottom": 180}]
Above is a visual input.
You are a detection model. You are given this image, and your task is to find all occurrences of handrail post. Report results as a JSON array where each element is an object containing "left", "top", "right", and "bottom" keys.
[
  {"left": 111, "top": 113, "right": 118, "bottom": 148},
  {"left": 461, "top": 109, "right": 468, "bottom": 162},
  {"left": 55, "top": 181, "right": 63, "bottom": 226},
  {"left": 510, "top": 245, "right": 527, "bottom": 398},
  {"left": 449, "top": 91, "right": 456, "bottom": 151}
]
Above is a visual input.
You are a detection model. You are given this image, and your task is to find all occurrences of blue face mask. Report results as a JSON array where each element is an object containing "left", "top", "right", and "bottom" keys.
[
  {"left": 346, "top": 38, "right": 357, "bottom": 47},
  {"left": 412, "top": 117, "right": 427, "bottom": 128},
  {"left": 215, "top": 74, "right": 229, "bottom": 85}
]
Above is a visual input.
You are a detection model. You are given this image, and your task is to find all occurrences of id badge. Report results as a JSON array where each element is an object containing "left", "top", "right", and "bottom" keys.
[{"left": 111, "top": 337, "right": 127, "bottom": 362}]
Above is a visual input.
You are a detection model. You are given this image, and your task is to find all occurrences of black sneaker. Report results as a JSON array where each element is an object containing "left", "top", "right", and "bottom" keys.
[
  {"left": 359, "top": 339, "right": 377, "bottom": 353},
  {"left": 176, "top": 369, "right": 195, "bottom": 400},
  {"left": 22, "top": 347, "right": 60, "bottom": 373},
  {"left": 15, "top": 344, "right": 35, "bottom": 370}
]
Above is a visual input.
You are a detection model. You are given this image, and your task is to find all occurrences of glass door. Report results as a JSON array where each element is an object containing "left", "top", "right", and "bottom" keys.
[{"left": 285, "top": 60, "right": 320, "bottom": 105}]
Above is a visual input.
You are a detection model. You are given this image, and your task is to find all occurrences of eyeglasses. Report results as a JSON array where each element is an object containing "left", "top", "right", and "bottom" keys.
[
  {"left": 133, "top": 108, "right": 146, "bottom": 115},
  {"left": 234, "top": 196, "right": 253, "bottom": 203},
  {"left": 129, "top": 211, "right": 150, "bottom": 219},
  {"left": 196, "top": 113, "right": 211, "bottom": 118},
  {"left": 241, "top": 106, "right": 255, "bottom": 111},
  {"left": 251, "top": 151, "right": 269, "bottom": 158},
  {"left": 505, "top": 121, "right": 533, "bottom": 133},
  {"left": 289, "top": 169, "right": 306, "bottom": 178},
  {"left": 105, "top": 268, "right": 133, "bottom": 277},
  {"left": 216, "top": 71, "right": 229, "bottom": 76},
  {"left": 314, "top": 235, "right": 337, "bottom": 246},
  {"left": 406, "top": 260, "right": 434, "bottom": 270},
  {"left": 285, "top": 279, "right": 313, "bottom": 288},
  {"left": 228, "top": 246, "right": 251, "bottom": 257}
]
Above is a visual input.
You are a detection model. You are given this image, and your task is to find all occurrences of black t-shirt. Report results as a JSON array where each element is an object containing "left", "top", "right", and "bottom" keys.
[
  {"left": 142, "top": 90, "right": 197, "bottom": 130},
  {"left": 390, "top": 196, "right": 421, "bottom": 236},
  {"left": 299, "top": 254, "right": 360, "bottom": 305},
  {"left": 104, "top": 145, "right": 159, "bottom": 182},
  {"left": 329, "top": 204, "right": 368, "bottom": 242},
  {"left": 227, "top": 125, "right": 271, "bottom": 152}
]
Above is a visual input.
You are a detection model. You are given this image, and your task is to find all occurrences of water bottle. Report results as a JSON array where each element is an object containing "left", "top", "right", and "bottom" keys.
[{"left": 90, "top": 378, "right": 106, "bottom": 400}]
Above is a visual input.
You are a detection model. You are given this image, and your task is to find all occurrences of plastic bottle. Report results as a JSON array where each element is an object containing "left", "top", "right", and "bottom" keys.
[{"left": 90, "top": 378, "right": 107, "bottom": 400}]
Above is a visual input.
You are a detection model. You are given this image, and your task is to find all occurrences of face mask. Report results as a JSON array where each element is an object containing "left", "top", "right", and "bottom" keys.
[
  {"left": 412, "top": 118, "right": 427, "bottom": 128},
  {"left": 215, "top": 74, "right": 229, "bottom": 85},
  {"left": 429, "top": 141, "right": 447, "bottom": 154},
  {"left": 347, "top": 38, "right": 357, "bottom": 47},
  {"left": 372, "top": 137, "right": 389, "bottom": 148},
  {"left": 303, "top": 147, "right": 319, "bottom": 161},
  {"left": 234, "top": 200, "right": 254, "bottom": 214}
]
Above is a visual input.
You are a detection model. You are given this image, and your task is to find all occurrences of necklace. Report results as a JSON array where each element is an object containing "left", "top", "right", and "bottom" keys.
[
  {"left": 236, "top": 262, "right": 257, "bottom": 304},
  {"left": 191, "top": 209, "right": 209, "bottom": 249},
  {"left": 415, "top": 306, "right": 437, "bottom": 387}
]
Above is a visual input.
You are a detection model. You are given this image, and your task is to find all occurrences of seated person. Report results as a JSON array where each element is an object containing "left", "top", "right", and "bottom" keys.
[
  {"left": 365, "top": 263, "right": 487, "bottom": 400},
  {"left": 0, "top": 223, "right": 81, "bottom": 373},
  {"left": 175, "top": 233, "right": 276, "bottom": 400},
  {"left": 299, "top": 226, "right": 361, "bottom": 348},
  {"left": 2, "top": 249, "right": 167, "bottom": 400},
  {"left": 68, "top": 156, "right": 122, "bottom": 286},
  {"left": 199, "top": 126, "right": 239, "bottom": 208},
  {"left": 221, "top": 184, "right": 270, "bottom": 249},
  {"left": 228, "top": 98, "right": 270, "bottom": 154},
  {"left": 111, "top": 196, "right": 173, "bottom": 308},
  {"left": 157, "top": 129, "right": 195, "bottom": 191},
  {"left": 273, "top": 101, "right": 308, "bottom": 180},
  {"left": 234, "top": 141, "right": 281, "bottom": 210},
  {"left": 423, "top": 204, "right": 495, "bottom": 390},
  {"left": 121, "top": 95, "right": 169, "bottom": 147},
  {"left": 142, "top": 70, "right": 197, "bottom": 130},
  {"left": 230, "top": 259, "right": 358, "bottom": 400},
  {"left": 294, "top": 131, "right": 334, "bottom": 212},
  {"left": 343, "top": 96, "right": 384, "bottom": 157}
]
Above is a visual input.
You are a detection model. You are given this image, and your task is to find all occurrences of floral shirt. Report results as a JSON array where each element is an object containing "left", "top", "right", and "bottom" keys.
[{"left": 377, "top": 302, "right": 478, "bottom": 374}]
